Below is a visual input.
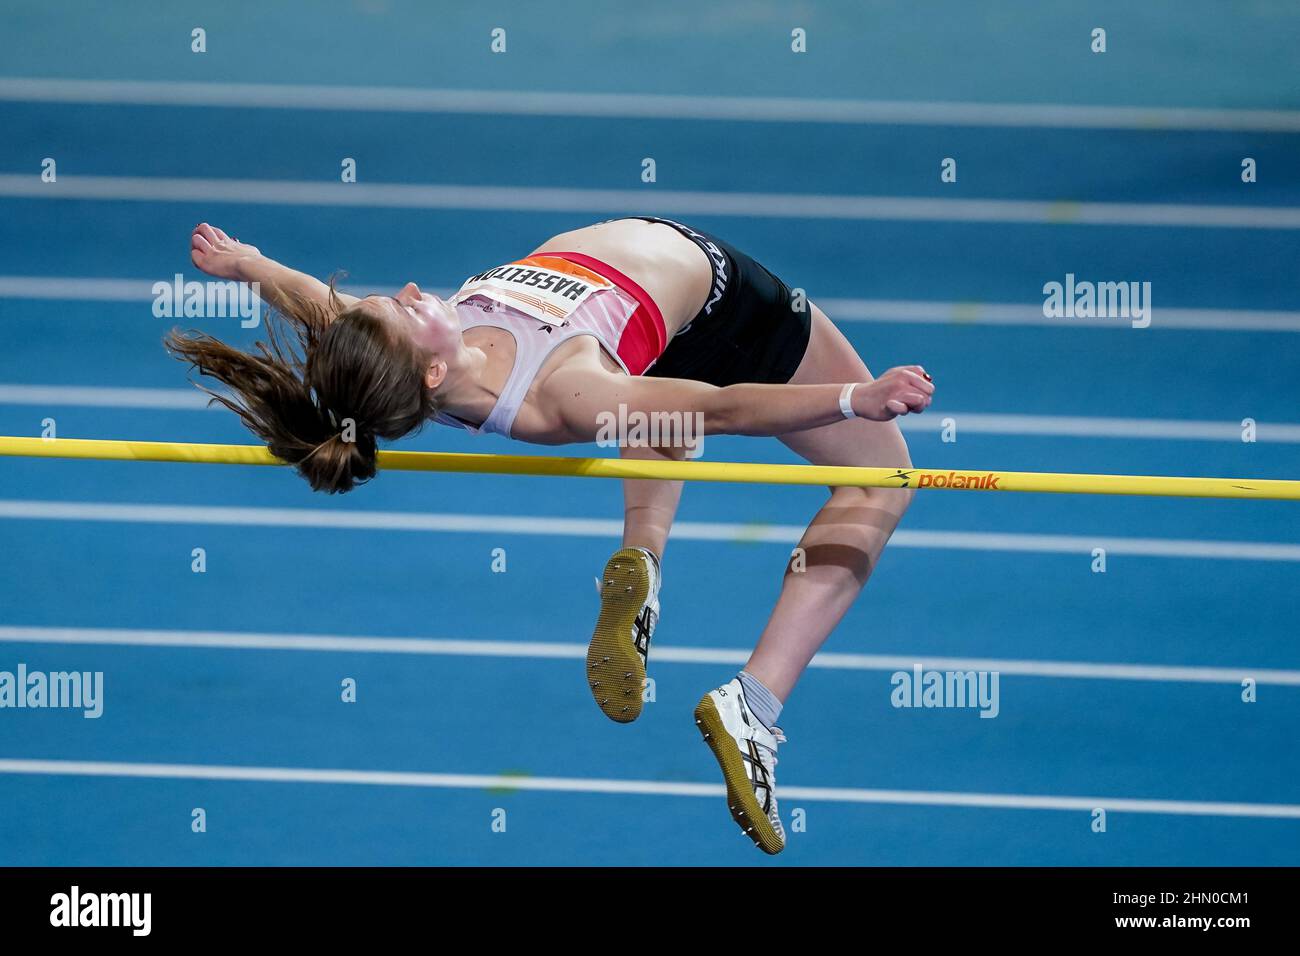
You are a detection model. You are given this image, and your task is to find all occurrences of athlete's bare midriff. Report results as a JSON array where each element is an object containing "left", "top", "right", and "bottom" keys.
[{"left": 530, "top": 219, "right": 714, "bottom": 337}]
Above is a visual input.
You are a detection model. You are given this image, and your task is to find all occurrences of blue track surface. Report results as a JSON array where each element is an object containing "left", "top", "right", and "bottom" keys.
[{"left": 0, "top": 2, "right": 1297, "bottom": 865}]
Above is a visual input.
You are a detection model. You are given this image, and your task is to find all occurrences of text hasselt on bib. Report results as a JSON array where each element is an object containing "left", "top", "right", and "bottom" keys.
[{"left": 450, "top": 255, "right": 613, "bottom": 325}]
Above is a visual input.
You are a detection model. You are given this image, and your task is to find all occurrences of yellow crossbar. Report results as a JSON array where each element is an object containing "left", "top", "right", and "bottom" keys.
[{"left": 2, "top": 436, "right": 1297, "bottom": 500}]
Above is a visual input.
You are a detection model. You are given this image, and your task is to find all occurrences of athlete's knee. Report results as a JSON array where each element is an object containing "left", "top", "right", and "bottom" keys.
[
  {"left": 891, "top": 484, "right": 916, "bottom": 516},
  {"left": 891, "top": 429, "right": 916, "bottom": 513},
  {"left": 824, "top": 483, "right": 912, "bottom": 524},
  {"left": 895, "top": 425, "right": 914, "bottom": 468},
  {"left": 880, "top": 424, "right": 915, "bottom": 513},
  {"left": 822, "top": 422, "right": 913, "bottom": 513}
]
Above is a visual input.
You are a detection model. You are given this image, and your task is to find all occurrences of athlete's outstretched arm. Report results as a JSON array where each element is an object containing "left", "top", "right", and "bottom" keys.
[
  {"left": 189, "top": 222, "right": 361, "bottom": 317},
  {"left": 544, "top": 364, "right": 933, "bottom": 443}
]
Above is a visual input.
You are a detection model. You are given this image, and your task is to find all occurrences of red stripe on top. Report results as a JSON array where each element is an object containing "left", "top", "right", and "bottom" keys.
[{"left": 534, "top": 250, "right": 667, "bottom": 375}]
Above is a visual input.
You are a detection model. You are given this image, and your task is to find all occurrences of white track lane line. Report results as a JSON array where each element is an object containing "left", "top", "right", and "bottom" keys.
[
  {"left": 2, "top": 382, "right": 1300, "bottom": 442},
  {"left": 2, "top": 77, "right": 1298, "bottom": 132},
  {"left": 1, "top": 499, "right": 1298, "bottom": 561},
  {"left": 1, "top": 625, "right": 1295, "bottom": 686},
  {"left": 3, "top": 175, "right": 1298, "bottom": 230},
  {"left": 0, "top": 758, "right": 1295, "bottom": 818},
  {"left": 5, "top": 277, "right": 1300, "bottom": 332},
  {"left": 819, "top": 298, "right": 1300, "bottom": 332},
  {"left": 4, "top": 383, "right": 1300, "bottom": 442},
  {"left": 0, "top": 385, "right": 210, "bottom": 409}
]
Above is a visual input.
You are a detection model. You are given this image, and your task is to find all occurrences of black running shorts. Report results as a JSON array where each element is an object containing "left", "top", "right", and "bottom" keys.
[{"left": 630, "top": 217, "right": 812, "bottom": 387}]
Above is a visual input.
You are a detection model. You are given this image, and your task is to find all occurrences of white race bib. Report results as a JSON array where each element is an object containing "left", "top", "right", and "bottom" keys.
[{"left": 450, "top": 255, "right": 612, "bottom": 324}]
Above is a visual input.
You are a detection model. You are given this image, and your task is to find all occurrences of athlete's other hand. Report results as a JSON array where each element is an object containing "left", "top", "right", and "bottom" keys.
[
  {"left": 190, "top": 223, "right": 262, "bottom": 280},
  {"left": 853, "top": 366, "right": 934, "bottom": 420}
]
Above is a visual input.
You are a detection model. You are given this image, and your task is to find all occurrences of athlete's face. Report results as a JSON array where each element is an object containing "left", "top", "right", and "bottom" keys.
[{"left": 363, "top": 283, "right": 461, "bottom": 388}]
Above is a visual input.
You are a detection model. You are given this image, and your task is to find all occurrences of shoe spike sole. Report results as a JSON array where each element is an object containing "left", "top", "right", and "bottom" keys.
[
  {"left": 693, "top": 696, "right": 784, "bottom": 855},
  {"left": 586, "top": 548, "right": 650, "bottom": 724}
]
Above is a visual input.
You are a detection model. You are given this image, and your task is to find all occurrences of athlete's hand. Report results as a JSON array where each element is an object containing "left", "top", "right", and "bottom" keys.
[
  {"left": 190, "top": 223, "right": 262, "bottom": 280},
  {"left": 853, "top": 366, "right": 934, "bottom": 421}
]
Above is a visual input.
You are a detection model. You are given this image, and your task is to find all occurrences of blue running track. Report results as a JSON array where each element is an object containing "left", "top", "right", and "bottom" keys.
[{"left": 0, "top": 1, "right": 1297, "bottom": 865}]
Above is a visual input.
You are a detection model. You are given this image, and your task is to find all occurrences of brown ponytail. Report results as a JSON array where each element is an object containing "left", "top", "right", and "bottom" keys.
[{"left": 164, "top": 282, "right": 436, "bottom": 493}]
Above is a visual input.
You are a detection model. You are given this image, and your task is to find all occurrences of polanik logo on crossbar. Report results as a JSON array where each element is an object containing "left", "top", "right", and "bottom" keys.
[{"left": 915, "top": 471, "right": 1002, "bottom": 490}]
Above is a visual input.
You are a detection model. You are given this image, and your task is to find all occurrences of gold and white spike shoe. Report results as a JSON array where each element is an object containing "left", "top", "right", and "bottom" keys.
[
  {"left": 694, "top": 678, "right": 787, "bottom": 854},
  {"left": 586, "top": 547, "right": 659, "bottom": 723}
]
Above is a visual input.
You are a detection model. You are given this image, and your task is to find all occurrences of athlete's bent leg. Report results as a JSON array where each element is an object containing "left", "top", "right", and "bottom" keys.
[
  {"left": 619, "top": 442, "right": 685, "bottom": 559},
  {"left": 744, "top": 303, "right": 914, "bottom": 701},
  {"left": 586, "top": 443, "right": 685, "bottom": 723},
  {"left": 693, "top": 303, "right": 914, "bottom": 854}
]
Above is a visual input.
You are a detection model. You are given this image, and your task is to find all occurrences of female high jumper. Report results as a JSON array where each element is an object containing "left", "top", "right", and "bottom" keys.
[{"left": 168, "top": 218, "right": 933, "bottom": 854}]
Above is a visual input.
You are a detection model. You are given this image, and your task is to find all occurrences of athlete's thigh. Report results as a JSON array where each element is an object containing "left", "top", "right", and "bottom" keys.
[{"left": 779, "top": 303, "right": 913, "bottom": 469}]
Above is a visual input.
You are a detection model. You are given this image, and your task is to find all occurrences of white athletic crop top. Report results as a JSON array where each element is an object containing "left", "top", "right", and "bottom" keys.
[{"left": 433, "top": 253, "right": 667, "bottom": 438}]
